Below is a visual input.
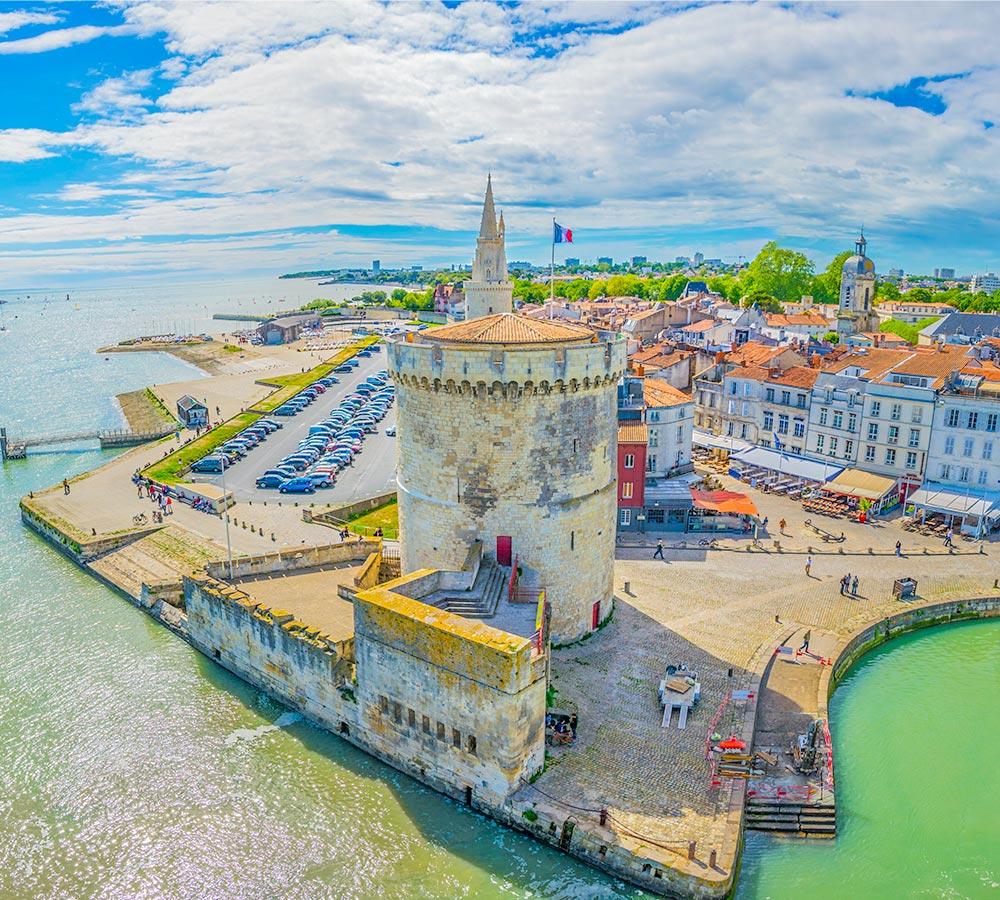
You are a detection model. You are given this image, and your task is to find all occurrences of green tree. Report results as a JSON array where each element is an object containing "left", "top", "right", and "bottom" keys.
[
  {"left": 811, "top": 251, "right": 852, "bottom": 304},
  {"left": 905, "top": 287, "right": 934, "bottom": 304},
  {"left": 391, "top": 288, "right": 407, "bottom": 303},
  {"left": 823, "top": 331, "right": 840, "bottom": 344},
  {"left": 876, "top": 281, "right": 901, "bottom": 303},
  {"left": 605, "top": 274, "right": 643, "bottom": 298},
  {"left": 742, "top": 290, "right": 785, "bottom": 314},
  {"left": 742, "top": 242, "right": 815, "bottom": 304},
  {"left": 587, "top": 280, "right": 607, "bottom": 300}
]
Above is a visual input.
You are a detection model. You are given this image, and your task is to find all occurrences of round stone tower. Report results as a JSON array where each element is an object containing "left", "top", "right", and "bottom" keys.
[{"left": 387, "top": 313, "right": 627, "bottom": 643}]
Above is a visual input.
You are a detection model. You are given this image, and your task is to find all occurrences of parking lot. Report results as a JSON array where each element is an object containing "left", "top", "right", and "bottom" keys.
[{"left": 194, "top": 346, "right": 399, "bottom": 505}]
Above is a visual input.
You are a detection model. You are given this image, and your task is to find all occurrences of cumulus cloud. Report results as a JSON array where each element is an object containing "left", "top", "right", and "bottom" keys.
[
  {"left": 3, "top": 1, "right": 1000, "bottom": 279},
  {"left": 0, "top": 23, "right": 138, "bottom": 54},
  {"left": 0, "top": 10, "right": 62, "bottom": 36}
]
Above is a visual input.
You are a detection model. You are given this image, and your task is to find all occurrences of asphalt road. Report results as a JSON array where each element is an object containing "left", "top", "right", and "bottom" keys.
[{"left": 199, "top": 347, "right": 399, "bottom": 504}]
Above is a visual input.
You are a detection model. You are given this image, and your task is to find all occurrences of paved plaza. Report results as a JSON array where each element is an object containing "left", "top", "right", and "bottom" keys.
[{"left": 523, "top": 473, "right": 997, "bottom": 868}]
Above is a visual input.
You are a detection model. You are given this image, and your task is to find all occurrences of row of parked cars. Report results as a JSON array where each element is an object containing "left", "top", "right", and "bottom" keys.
[
  {"left": 255, "top": 370, "right": 395, "bottom": 493},
  {"left": 189, "top": 416, "right": 286, "bottom": 474}
]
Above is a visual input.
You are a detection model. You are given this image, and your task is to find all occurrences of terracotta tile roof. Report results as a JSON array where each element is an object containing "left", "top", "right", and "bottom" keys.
[
  {"left": 618, "top": 422, "right": 648, "bottom": 443},
  {"left": 726, "top": 341, "right": 797, "bottom": 368},
  {"left": 630, "top": 342, "right": 693, "bottom": 369},
  {"left": 874, "top": 344, "right": 970, "bottom": 388},
  {"left": 643, "top": 379, "right": 692, "bottom": 408},
  {"left": 821, "top": 348, "right": 913, "bottom": 379},
  {"left": 729, "top": 365, "right": 820, "bottom": 389},
  {"left": 679, "top": 319, "right": 716, "bottom": 332},
  {"left": 763, "top": 312, "right": 830, "bottom": 327},
  {"left": 428, "top": 313, "right": 596, "bottom": 345}
]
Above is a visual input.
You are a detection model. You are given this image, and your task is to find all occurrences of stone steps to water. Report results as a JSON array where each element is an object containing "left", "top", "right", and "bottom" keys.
[{"left": 745, "top": 799, "right": 836, "bottom": 835}]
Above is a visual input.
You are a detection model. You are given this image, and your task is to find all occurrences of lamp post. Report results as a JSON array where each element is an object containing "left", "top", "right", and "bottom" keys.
[{"left": 221, "top": 459, "right": 234, "bottom": 580}]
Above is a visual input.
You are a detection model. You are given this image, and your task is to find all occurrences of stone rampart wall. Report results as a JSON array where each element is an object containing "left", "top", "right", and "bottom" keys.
[
  {"left": 185, "top": 574, "right": 356, "bottom": 717},
  {"left": 203, "top": 539, "right": 379, "bottom": 580},
  {"left": 20, "top": 500, "right": 162, "bottom": 562},
  {"left": 355, "top": 576, "right": 546, "bottom": 805}
]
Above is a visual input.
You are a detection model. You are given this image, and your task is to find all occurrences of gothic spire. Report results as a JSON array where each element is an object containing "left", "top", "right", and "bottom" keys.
[
  {"left": 479, "top": 174, "right": 498, "bottom": 241},
  {"left": 498, "top": 210, "right": 505, "bottom": 237}
]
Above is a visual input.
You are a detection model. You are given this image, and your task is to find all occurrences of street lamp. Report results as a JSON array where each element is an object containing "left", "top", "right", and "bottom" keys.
[{"left": 220, "top": 459, "right": 234, "bottom": 580}]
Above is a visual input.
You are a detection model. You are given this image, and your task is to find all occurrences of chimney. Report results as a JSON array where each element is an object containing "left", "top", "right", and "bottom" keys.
[
  {"left": 811, "top": 353, "right": 821, "bottom": 369},
  {"left": 637, "top": 364, "right": 645, "bottom": 377},
  {"left": 715, "top": 350, "right": 726, "bottom": 365}
]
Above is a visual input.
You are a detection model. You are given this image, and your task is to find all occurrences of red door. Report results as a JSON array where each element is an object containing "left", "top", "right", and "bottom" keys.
[
  {"left": 592, "top": 601, "right": 601, "bottom": 630},
  {"left": 496, "top": 535, "right": 512, "bottom": 566}
]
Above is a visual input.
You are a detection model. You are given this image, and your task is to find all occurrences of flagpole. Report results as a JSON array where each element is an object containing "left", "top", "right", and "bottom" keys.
[{"left": 550, "top": 217, "right": 555, "bottom": 320}]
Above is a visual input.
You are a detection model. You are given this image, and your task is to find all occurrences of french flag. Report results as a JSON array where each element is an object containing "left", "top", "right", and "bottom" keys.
[{"left": 554, "top": 222, "right": 573, "bottom": 244}]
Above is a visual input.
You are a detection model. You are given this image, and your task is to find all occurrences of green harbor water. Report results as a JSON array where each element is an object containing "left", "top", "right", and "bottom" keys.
[{"left": 1, "top": 280, "right": 998, "bottom": 899}]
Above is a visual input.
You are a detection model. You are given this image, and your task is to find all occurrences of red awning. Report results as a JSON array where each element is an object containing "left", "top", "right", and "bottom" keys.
[{"left": 690, "top": 489, "right": 759, "bottom": 516}]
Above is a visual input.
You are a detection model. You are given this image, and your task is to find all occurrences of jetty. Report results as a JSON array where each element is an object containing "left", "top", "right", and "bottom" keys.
[{"left": 1, "top": 425, "right": 175, "bottom": 460}]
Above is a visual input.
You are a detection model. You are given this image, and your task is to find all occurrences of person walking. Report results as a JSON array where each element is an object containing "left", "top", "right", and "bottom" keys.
[
  {"left": 62, "top": 479, "right": 70, "bottom": 495},
  {"left": 895, "top": 540, "right": 902, "bottom": 557},
  {"left": 799, "top": 629, "right": 811, "bottom": 653},
  {"left": 944, "top": 527, "right": 954, "bottom": 548},
  {"left": 762, "top": 517, "right": 769, "bottom": 531},
  {"left": 653, "top": 539, "right": 665, "bottom": 560},
  {"left": 805, "top": 555, "right": 812, "bottom": 577},
  {"left": 166, "top": 496, "right": 172, "bottom": 516},
  {"left": 852, "top": 575, "right": 859, "bottom": 596},
  {"left": 779, "top": 518, "right": 787, "bottom": 535},
  {"left": 840, "top": 574, "right": 849, "bottom": 596}
]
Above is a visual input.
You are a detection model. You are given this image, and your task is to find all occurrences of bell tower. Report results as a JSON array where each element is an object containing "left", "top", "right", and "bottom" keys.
[{"left": 465, "top": 175, "right": 513, "bottom": 320}]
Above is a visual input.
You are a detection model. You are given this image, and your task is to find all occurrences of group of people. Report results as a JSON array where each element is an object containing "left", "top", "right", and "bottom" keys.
[
  {"left": 545, "top": 713, "right": 579, "bottom": 744},
  {"left": 839, "top": 573, "right": 860, "bottom": 597}
]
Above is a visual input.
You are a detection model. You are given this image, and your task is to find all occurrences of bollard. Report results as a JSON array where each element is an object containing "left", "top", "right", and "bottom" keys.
[
  {"left": 271, "top": 533, "right": 276, "bottom": 542},
  {"left": 709, "top": 849, "right": 717, "bottom": 868},
  {"left": 687, "top": 841, "right": 696, "bottom": 860},
  {"left": 599, "top": 808, "right": 607, "bottom": 827},
  {"left": 624, "top": 581, "right": 631, "bottom": 594}
]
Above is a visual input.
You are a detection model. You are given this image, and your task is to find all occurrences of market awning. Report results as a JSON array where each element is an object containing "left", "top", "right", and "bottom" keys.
[
  {"left": 645, "top": 478, "right": 695, "bottom": 509},
  {"left": 690, "top": 489, "right": 759, "bottom": 516},
  {"left": 822, "top": 469, "right": 898, "bottom": 501},
  {"left": 729, "top": 446, "right": 844, "bottom": 483},
  {"left": 692, "top": 429, "right": 752, "bottom": 453},
  {"left": 907, "top": 484, "right": 1000, "bottom": 519}
]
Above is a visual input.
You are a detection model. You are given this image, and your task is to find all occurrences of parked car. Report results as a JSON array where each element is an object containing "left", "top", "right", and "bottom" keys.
[
  {"left": 263, "top": 466, "right": 296, "bottom": 479},
  {"left": 273, "top": 404, "right": 298, "bottom": 416},
  {"left": 255, "top": 474, "right": 286, "bottom": 489},
  {"left": 258, "top": 418, "right": 283, "bottom": 429},
  {"left": 333, "top": 365, "right": 353, "bottom": 374},
  {"left": 190, "top": 455, "right": 228, "bottom": 473},
  {"left": 385, "top": 426, "right": 397, "bottom": 437},
  {"left": 279, "top": 477, "right": 316, "bottom": 494},
  {"left": 305, "top": 472, "right": 335, "bottom": 488}
]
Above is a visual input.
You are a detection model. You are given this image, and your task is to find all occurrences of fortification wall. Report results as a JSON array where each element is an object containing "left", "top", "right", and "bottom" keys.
[
  {"left": 355, "top": 574, "right": 546, "bottom": 806},
  {"left": 203, "top": 539, "right": 379, "bottom": 580},
  {"left": 387, "top": 338, "right": 626, "bottom": 642},
  {"left": 185, "top": 574, "right": 357, "bottom": 724}
]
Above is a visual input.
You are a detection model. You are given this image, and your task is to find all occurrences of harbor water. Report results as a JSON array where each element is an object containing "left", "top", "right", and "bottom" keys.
[{"left": 1, "top": 279, "right": 997, "bottom": 899}]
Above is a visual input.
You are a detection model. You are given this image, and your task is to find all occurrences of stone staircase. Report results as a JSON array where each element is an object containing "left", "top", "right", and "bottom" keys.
[
  {"left": 87, "top": 525, "right": 225, "bottom": 600},
  {"left": 424, "top": 555, "right": 508, "bottom": 619},
  {"left": 745, "top": 797, "right": 836, "bottom": 836}
]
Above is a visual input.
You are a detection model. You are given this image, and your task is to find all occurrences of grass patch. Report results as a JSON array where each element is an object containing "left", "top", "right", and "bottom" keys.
[
  {"left": 143, "top": 413, "right": 260, "bottom": 483},
  {"left": 144, "top": 388, "right": 180, "bottom": 425},
  {"left": 348, "top": 498, "right": 399, "bottom": 538}
]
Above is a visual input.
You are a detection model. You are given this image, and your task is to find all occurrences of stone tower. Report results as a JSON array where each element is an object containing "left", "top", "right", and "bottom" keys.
[
  {"left": 387, "top": 314, "right": 627, "bottom": 643},
  {"left": 836, "top": 231, "right": 877, "bottom": 338},
  {"left": 464, "top": 175, "right": 513, "bottom": 320}
]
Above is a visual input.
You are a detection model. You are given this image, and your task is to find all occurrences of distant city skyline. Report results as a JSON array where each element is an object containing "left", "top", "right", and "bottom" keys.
[{"left": 1, "top": 2, "right": 1000, "bottom": 287}]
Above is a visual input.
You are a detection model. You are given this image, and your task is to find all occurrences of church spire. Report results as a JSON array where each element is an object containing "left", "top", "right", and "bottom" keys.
[
  {"left": 498, "top": 210, "right": 505, "bottom": 237},
  {"left": 856, "top": 226, "right": 866, "bottom": 257},
  {"left": 479, "top": 174, "right": 498, "bottom": 240}
]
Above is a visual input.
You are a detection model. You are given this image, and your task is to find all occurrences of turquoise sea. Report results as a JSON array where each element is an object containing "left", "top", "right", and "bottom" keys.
[{"left": 0, "top": 278, "right": 997, "bottom": 899}]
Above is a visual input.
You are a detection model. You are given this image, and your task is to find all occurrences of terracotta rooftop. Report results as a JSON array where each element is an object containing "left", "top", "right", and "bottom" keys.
[
  {"left": 679, "top": 319, "right": 717, "bottom": 332},
  {"left": 729, "top": 365, "right": 821, "bottom": 390},
  {"left": 427, "top": 313, "right": 596, "bottom": 345},
  {"left": 821, "top": 347, "right": 913, "bottom": 380},
  {"left": 643, "top": 379, "right": 692, "bottom": 408},
  {"left": 763, "top": 312, "right": 830, "bottom": 327},
  {"left": 874, "top": 344, "right": 970, "bottom": 388},
  {"left": 618, "top": 422, "right": 649, "bottom": 443},
  {"left": 727, "top": 341, "right": 799, "bottom": 368}
]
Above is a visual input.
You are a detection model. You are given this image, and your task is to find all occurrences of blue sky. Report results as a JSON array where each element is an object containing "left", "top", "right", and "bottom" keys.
[{"left": 1, "top": 1, "right": 1000, "bottom": 287}]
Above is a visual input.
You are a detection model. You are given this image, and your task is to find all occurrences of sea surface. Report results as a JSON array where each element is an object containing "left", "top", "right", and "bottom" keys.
[{"left": 0, "top": 278, "right": 997, "bottom": 899}]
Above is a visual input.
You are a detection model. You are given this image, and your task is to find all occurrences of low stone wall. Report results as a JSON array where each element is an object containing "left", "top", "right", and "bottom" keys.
[
  {"left": 311, "top": 491, "right": 397, "bottom": 524},
  {"left": 353, "top": 551, "right": 382, "bottom": 590},
  {"left": 822, "top": 596, "right": 1000, "bottom": 710},
  {"left": 203, "top": 539, "right": 379, "bottom": 580},
  {"left": 20, "top": 499, "right": 162, "bottom": 563},
  {"left": 140, "top": 578, "right": 185, "bottom": 611}
]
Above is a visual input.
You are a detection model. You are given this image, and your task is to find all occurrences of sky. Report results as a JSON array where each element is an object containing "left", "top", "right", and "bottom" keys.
[{"left": 1, "top": 1, "right": 999, "bottom": 288}]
